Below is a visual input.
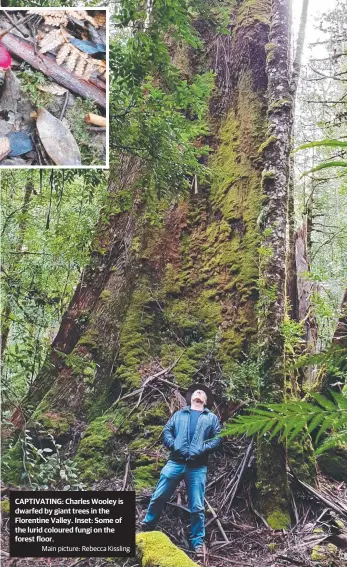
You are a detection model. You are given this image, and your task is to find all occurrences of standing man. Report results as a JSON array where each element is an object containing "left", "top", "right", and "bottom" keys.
[{"left": 141, "top": 383, "right": 222, "bottom": 554}]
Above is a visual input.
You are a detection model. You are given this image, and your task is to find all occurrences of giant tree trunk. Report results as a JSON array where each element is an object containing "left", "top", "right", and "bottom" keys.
[
  {"left": 7, "top": 0, "right": 293, "bottom": 526},
  {"left": 10, "top": 155, "right": 145, "bottom": 430}
]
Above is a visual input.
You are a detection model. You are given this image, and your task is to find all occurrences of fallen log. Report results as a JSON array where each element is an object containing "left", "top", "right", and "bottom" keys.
[
  {"left": 0, "top": 31, "right": 106, "bottom": 109},
  {"left": 136, "top": 531, "right": 199, "bottom": 567}
]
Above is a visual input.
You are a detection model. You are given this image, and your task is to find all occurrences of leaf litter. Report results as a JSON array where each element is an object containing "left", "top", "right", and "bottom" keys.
[{"left": 0, "top": 8, "right": 107, "bottom": 166}]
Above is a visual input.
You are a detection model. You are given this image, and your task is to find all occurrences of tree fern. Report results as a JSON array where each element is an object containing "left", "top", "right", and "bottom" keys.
[{"left": 220, "top": 391, "right": 347, "bottom": 454}]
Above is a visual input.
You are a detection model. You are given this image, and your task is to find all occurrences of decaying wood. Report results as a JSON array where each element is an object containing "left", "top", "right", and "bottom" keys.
[
  {"left": 85, "top": 112, "right": 106, "bottom": 127},
  {"left": 0, "top": 31, "right": 106, "bottom": 109}
]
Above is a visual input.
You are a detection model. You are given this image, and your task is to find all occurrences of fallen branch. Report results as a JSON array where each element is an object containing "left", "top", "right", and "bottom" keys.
[
  {"left": 297, "top": 478, "right": 347, "bottom": 518},
  {"left": 122, "top": 454, "right": 131, "bottom": 490},
  {"left": 205, "top": 497, "right": 229, "bottom": 543},
  {"left": 117, "top": 358, "right": 182, "bottom": 405},
  {"left": 222, "top": 439, "right": 254, "bottom": 512},
  {"left": 0, "top": 31, "right": 106, "bottom": 109},
  {"left": 204, "top": 441, "right": 253, "bottom": 531},
  {"left": 276, "top": 555, "right": 311, "bottom": 566}
]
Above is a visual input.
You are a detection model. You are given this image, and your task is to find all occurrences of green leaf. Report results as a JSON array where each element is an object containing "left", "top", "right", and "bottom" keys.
[
  {"left": 296, "top": 138, "right": 347, "bottom": 151},
  {"left": 302, "top": 161, "right": 347, "bottom": 176},
  {"left": 310, "top": 392, "right": 336, "bottom": 411},
  {"left": 307, "top": 411, "right": 326, "bottom": 434},
  {"left": 269, "top": 419, "right": 284, "bottom": 440},
  {"left": 329, "top": 391, "right": 347, "bottom": 410}
]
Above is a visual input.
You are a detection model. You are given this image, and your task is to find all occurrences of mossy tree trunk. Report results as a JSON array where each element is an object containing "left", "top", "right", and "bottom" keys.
[
  {"left": 8, "top": 0, "right": 296, "bottom": 528},
  {"left": 11, "top": 156, "right": 145, "bottom": 433},
  {"left": 256, "top": 0, "right": 292, "bottom": 529}
]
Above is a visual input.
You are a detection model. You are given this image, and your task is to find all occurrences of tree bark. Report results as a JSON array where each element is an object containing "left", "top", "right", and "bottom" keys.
[
  {"left": 11, "top": 155, "right": 144, "bottom": 429},
  {"left": 256, "top": 0, "right": 293, "bottom": 529},
  {"left": 286, "top": 0, "right": 309, "bottom": 321}
]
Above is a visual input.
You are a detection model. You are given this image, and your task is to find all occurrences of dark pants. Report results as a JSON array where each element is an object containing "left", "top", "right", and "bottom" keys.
[{"left": 142, "top": 459, "right": 207, "bottom": 549}]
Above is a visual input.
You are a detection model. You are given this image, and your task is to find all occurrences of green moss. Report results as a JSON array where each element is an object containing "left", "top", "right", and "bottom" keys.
[
  {"left": 133, "top": 462, "right": 165, "bottom": 490},
  {"left": 78, "top": 329, "right": 100, "bottom": 350},
  {"left": 99, "top": 290, "right": 112, "bottom": 302},
  {"left": 163, "top": 263, "right": 184, "bottom": 295},
  {"left": 235, "top": 0, "right": 271, "bottom": 29},
  {"left": 0, "top": 499, "right": 10, "bottom": 514},
  {"left": 129, "top": 426, "right": 163, "bottom": 457},
  {"left": 270, "top": 99, "right": 292, "bottom": 112},
  {"left": 267, "top": 510, "right": 291, "bottom": 530},
  {"left": 74, "top": 415, "right": 117, "bottom": 483},
  {"left": 311, "top": 543, "right": 338, "bottom": 563},
  {"left": 162, "top": 340, "right": 217, "bottom": 387},
  {"left": 311, "top": 545, "right": 324, "bottom": 562},
  {"left": 265, "top": 42, "right": 277, "bottom": 64},
  {"left": 287, "top": 435, "right": 316, "bottom": 484},
  {"left": 114, "top": 279, "right": 154, "bottom": 390},
  {"left": 32, "top": 410, "right": 74, "bottom": 436},
  {"left": 136, "top": 531, "right": 199, "bottom": 567},
  {"left": 262, "top": 170, "right": 276, "bottom": 182},
  {"left": 258, "top": 135, "right": 277, "bottom": 154},
  {"left": 256, "top": 438, "right": 291, "bottom": 530}
]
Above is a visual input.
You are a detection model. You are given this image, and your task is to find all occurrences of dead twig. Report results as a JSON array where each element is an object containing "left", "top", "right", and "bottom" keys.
[
  {"left": 220, "top": 439, "right": 254, "bottom": 512},
  {"left": 60, "top": 90, "right": 70, "bottom": 121},
  {"left": 1, "top": 12, "right": 34, "bottom": 38},
  {"left": 122, "top": 454, "right": 131, "bottom": 490},
  {"left": 205, "top": 497, "right": 229, "bottom": 543}
]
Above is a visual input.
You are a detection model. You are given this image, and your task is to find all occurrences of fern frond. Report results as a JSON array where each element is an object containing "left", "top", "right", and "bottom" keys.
[
  {"left": 310, "top": 392, "right": 337, "bottom": 411},
  {"left": 302, "top": 161, "right": 347, "bottom": 175},
  {"left": 296, "top": 138, "right": 347, "bottom": 150},
  {"left": 315, "top": 429, "right": 347, "bottom": 454},
  {"left": 221, "top": 392, "right": 347, "bottom": 453}
]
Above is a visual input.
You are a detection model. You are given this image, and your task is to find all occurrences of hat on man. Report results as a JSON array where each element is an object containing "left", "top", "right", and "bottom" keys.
[{"left": 185, "top": 383, "right": 214, "bottom": 409}]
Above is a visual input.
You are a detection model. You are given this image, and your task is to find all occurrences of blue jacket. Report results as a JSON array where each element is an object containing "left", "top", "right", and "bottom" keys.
[{"left": 163, "top": 406, "right": 222, "bottom": 465}]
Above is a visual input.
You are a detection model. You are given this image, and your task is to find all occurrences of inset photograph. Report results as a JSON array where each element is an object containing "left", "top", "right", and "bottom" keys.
[{"left": 0, "top": 8, "right": 108, "bottom": 167}]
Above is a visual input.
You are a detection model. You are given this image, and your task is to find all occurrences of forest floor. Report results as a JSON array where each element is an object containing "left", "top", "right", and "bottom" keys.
[
  {"left": 1, "top": 439, "right": 347, "bottom": 567},
  {"left": 0, "top": 9, "right": 106, "bottom": 167}
]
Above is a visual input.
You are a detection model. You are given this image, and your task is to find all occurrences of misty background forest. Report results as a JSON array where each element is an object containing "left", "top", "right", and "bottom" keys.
[{"left": 1, "top": 0, "right": 347, "bottom": 566}]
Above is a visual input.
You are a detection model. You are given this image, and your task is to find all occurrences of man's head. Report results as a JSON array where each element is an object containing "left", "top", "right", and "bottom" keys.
[
  {"left": 185, "top": 383, "right": 214, "bottom": 409},
  {"left": 191, "top": 389, "right": 208, "bottom": 407}
]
